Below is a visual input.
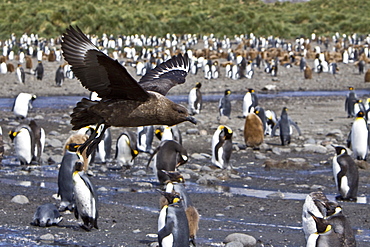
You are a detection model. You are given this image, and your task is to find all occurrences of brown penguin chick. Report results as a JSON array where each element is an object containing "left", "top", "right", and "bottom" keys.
[
  {"left": 365, "top": 68, "right": 370, "bottom": 82},
  {"left": 304, "top": 65, "right": 312, "bottom": 79},
  {"left": 244, "top": 113, "right": 264, "bottom": 148},
  {"left": 61, "top": 26, "right": 196, "bottom": 155}
]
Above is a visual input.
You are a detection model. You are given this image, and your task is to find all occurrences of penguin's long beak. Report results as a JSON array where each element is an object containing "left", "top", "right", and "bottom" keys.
[{"left": 186, "top": 116, "right": 197, "bottom": 124}]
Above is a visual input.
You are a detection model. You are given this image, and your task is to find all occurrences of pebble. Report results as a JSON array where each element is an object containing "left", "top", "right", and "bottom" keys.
[
  {"left": 133, "top": 182, "right": 153, "bottom": 188},
  {"left": 266, "top": 191, "right": 284, "bottom": 199},
  {"left": 186, "top": 128, "right": 199, "bottom": 135},
  {"left": 11, "top": 195, "right": 29, "bottom": 204},
  {"left": 196, "top": 174, "right": 219, "bottom": 185},
  {"left": 97, "top": 187, "right": 108, "bottom": 192},
  {"left": 40, "top": 233, "right": 54, "bottom": 241},
  {"left": 254, "top": 152, "right": 266, "bottom": 160},
  {"left": 303, "top": 144, "right": 327, "bottom": 154},
  {"left": 46, "top": 138, "right": 62, "bottom": 148},
  {"left": 224, "top": 233, "right": 257, "bottom": 247},
  {"left": 132, "top": 229, "right": 141, "bottom": 234},
  {"left": 225, "top": 241, "right": 244, "bottom": 247},
  {"left": 132, "top": 170, "right": 146, "bottom": 176},
  {"left": 191, "top": 153, "right": 207, "bottom": 160}
]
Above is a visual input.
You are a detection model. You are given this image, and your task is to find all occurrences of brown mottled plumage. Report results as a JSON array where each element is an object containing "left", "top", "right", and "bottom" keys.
[
  {"left": 61, "top": 26, "right": 196, "bottom": 155},
  {"left": 365, "top": 68, "right": 370, "bottom": 82}
]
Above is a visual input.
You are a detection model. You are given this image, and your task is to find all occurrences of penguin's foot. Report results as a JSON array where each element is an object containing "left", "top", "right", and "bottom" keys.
[{"left": 80, "top": 224, "right": 93, "bottom": 231}]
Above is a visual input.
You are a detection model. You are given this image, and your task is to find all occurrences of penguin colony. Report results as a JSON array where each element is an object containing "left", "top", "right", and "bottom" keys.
[{"left": 1, "top": 28, "right": 370, "bottom": 246}]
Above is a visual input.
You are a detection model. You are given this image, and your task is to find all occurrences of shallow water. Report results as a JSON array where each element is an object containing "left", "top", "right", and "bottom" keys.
[{"left": 1, "top": 89, "right": 369, "bottom": 111}]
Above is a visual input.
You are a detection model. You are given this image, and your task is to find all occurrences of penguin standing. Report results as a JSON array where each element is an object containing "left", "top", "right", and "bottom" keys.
[
  {"left": 161, "top": 171, "right": 199, "bottom": 246},
  {"left": 8, "top": 125, "right": 34, "bottom": 165},
  {"left": 158, "top": 192, "right": 190, "bottom": 247},
  {"left": 94, "top": 126, "right": 112, "bottom": 164},
  {"left": 332, "top": 145, "right": 359, "bottom": 201},
  {"left": 219, "top": 89, "right": 232, "bottom": 118},
  {"left": 188, "top": 82, "right": 202, "bottom": 115},
  {"left": 265, "top": 109, "right": 277, "bottom": 135},
  {"left": 137, "top": 125, "right": 154, "bottom": 154},
  {"left": 115, "top": 131, "right": 139, "bottom": 168},
  {"left": 306, "top": 212, "right": 341, "bottom": 247},
  {"left": 345, "top": 87, "right": 358, "bottom": 118},
  {"left": 73, "top": 160, "right": 98, "bottom": 231},
  {"left": 55, "top": 65, "right": 64, "bottom": 87},
  {"left": 211, "top": 125, "right": 233, "bottom": 169},
  {"left": 242, "top": 88, "right": 258, "bottom": 117},
  {"left": 304, "top": 65, "right": 313, "bottom": 79},
  {"left": 347, "top": 111, "right": 369, "bottom": 160},
  {"left": 365, "top": 68, "right": 370, "bottom": 82},
  {"left": 16, "top": 63, "right": 25, "bottom": 84},
  {"left": 147, "top": 140, "right": 188, "bottom": 184},
  {"left": 34, "top": 60, "right": 44, "bottom": 80},
  {"left": 29, "top": 120, "right": 45, "bottom": 164},
  {"left": 244, "top": 112, "right": 264, "bottom": 148},
  {"left": 12, "top": 93, "right": 37, "bottom": 119},
  {"left": 271, "top": 107, "right": 301, "bottom": 145},
  {"left": 254, "top": 106, "right": 267, "bottom": 135},
  {"left": 58, "top": 133, "right": 89, "bottom": 211},
  {"left": 302, "top": 191, "right": 338, "bottom": 240},
  {"left": 155, "top": 125, "right": 182, "bottom": 145}
]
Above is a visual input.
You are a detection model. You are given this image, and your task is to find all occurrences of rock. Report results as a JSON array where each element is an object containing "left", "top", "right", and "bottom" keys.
[
  {"left": 263, "top": 158, "right": 313, "bottom": 170},
  {"left": 266, "top": 191, "right": 284, "bottom": 199},
  {"left": 254, "top": 152, "right": 266, "bottom": 160},
  {"left": 132, "top": 170, "right": 146, "bottom": 176},
  {"left": 191, "top": 153, "right": 207, "bottom": 160},
  {"left": 186, "top": 128, "right": 199, "bottom": 135},
  {"left": 303, "top": 144, "right": 327, "bottom": 154},
  {"left": 11, "top": 195, "right": 29, "bottom": 204},
  {"left": 224, "top": 233, "right": 257, "bottom": 247},
  {"left": 133, "top": 182, "right": 153, "bottom": 188},
  {"left": 226, "top": 241, "right": 244, "bottom": 247},
  {"left": 326, "top": 129, "right": 343, "bottom": 138},
  {"left": 196, "top": 174, "right": 219, "bottom": 185},
  {"left": 40, "top": 233, "right": 54, "bottom": 241},
  {"left": 356, "top": 160, "right": 370, "bottom": 169},
  {"left": 199, "top": 129, "right": 208, "bottom": 135},
  {"left": 97, "top": 187, "right": 108, "bottom": 192},
  {"left": 132, "top": 229, "right": 141, "bottom": 234},
  {"left": 219, "top": 115, "right": 229, "bottom": 125},
  {"left": 46, "top": 138, "right": 62, "bottom": 148},
  {"left": 271, "top": 147, "right": 281, "bottom": 155}
]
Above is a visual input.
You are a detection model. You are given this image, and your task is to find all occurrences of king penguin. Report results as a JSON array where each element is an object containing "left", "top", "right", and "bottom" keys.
[
  {"left": 55, "top": 65, "right": 64, "bottom": 87},
  {"left": 137, "top": 125, "right": 154, "bottom": 154},
  {"left": 161, "top": 171, "right": 199, "bottom": 246},
  {"left": 58, "top": 133, "right": 89, "bottom": 211},
  {"left": 211, "top": 125, "right": 233, "bottom": 169},
  {"left": 16, "top": 63, "right": 25, "bottom": 84},
  {"left": 332, "top": 145, "right": 359, "bottom": 201},
  {"left": 12, "top": 93, "right": 37, "bottom": 119},
  {"left": 188, "top": 82, "right": 202, "bottom": 115},
  {"left": 147, "top": 140, "right": 188, "bottom": 184},
  {"left": 34, "top": 60, "right": 44, "bottom": 80},
  {"left": 345, "top": 87, "right": 358, "bottom": 118},
  {"left": 244, "top": 112, "right": 264, "bottom": 148},
  {"left": 9, "top": 125, "right": 34, "bottom": 165},
  {"left": 242, "top": 88, "right": 258, "bottom": 117},
  {"left": 73, "top": 160, "right": 98, "bottom": 231},
  {"left": 155, "top": 125, "right": 182, "bottom": 145},
  {"left": 115, "top": 131, "right": 139, "bottom": 169},
  {"left": 347, "top": 110, "right": 369, "bottom": 160},
  {"left": 219, "top": 89, "right": 232, "bottom": 118},
  {"left": 306, "top": 212, "right": 341, "bottom": 247},
  {"left": 271, "top": 107, "right": 301, "bottom": 145},
  {"left": 158, "top": 192, "right": 190, "bottom": 247}
]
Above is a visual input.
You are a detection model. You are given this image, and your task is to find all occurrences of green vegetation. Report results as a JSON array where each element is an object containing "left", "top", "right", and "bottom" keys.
[{"left": 0, "top": 0, "right": 369, "bottom": 40}]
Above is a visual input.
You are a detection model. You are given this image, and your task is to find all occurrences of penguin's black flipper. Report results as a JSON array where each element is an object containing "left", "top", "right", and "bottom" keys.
[
  {"left": 289, "top": 118, "right": 302, "bottom": 135},
  {"left": 346, "top": 131, "right": 352, "bottom": 148},
  {"left": 158, "top": 220, "right": 175, "bottom": 243},
  {"left": 74, "top": 205, "right": 79, "bottom": 220}
]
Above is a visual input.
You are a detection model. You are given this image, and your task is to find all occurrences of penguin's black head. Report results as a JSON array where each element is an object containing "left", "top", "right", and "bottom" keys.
[
  {"left": 159, "top": 191, "right": 181, "bottom": 205},
  {"left": 8, "top": 130, "right": 17, "bottom": 141},
  {"left": 195, "top": 82, "right": 202, "bottom": 89},
  {"left": 66, "top": 143, "right": 82, "bottom": 152},
  {"left": 332, "top": 145, "right": 347, "bottom": 156},
  {"left": 308, "top": 211, "right": 331, "bottom": 234},
  {"left": 225, "top": 89, "right": 231, "bottom": 95},
  {"left": 356, "top": 111, "right": 365, "bottom": 118},
  {"left": 74, "top": 160, "right": 84, "bottom": 172},
  {"left": 223, "top": 126, "right": 233, "bottom": 140},
  {"left": 163, "top": 170, "right": 184, "bottom": 183}
]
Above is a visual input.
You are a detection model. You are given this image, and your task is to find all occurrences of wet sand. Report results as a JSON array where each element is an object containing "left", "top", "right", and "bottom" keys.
[{"left": 0, "top": 52, "right": 370, "bottom": 246}]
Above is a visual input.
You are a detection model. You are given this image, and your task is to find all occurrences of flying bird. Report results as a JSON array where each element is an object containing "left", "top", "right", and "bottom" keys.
[{"left": 61, "top": 26, "right": 196, "bottom": 155}]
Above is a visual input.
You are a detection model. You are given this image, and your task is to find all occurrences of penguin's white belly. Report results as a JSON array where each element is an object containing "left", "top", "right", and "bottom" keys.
[
  {"left": 332, "top": 157, "right": 341, "bottom": 188},
  {"left": 73, "top": 175, "right": 96, "bottom": 218},
  {"left": 116, "top": 135, "right": 133, "bottom": 166},
  {"left": 351, "top": 121, "right": 368, "bottom": 158},
  {"left": 306, "top": 233, "right": 319, "bottom": 247},
  {"left": 340, "top": 176, "right": 350, "bottom": 198},
  {"left": 243, "top": 94, "right": 252, "bottom": 117},
  {"left": 95, "top": 140, "right": 106, "bottom": 163},
  {"left": 161, "top": 234, "right": 174, "bottom": 247},
  {"left": 14, "top": 131, "right": 32, "bottom": 164}
]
